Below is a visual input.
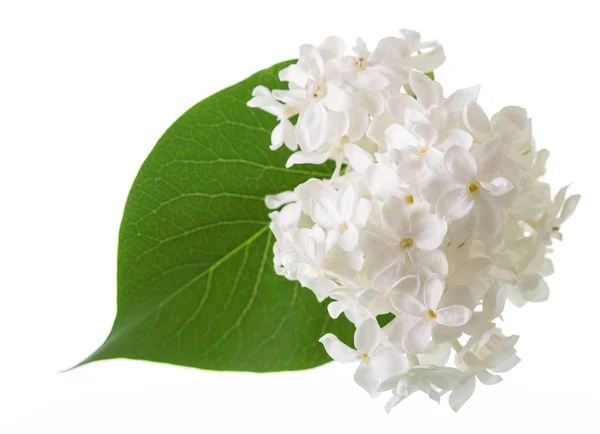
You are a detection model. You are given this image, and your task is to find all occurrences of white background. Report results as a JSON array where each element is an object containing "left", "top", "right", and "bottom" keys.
[{"left": 1, "top": 1, "right": 598, "bottom": 432}]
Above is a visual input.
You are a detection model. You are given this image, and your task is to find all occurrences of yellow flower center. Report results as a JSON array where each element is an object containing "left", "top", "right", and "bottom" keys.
[
  {"left": 355, "top": 57, "right": 367, "bottom": 71},
  {"left": 361, "top": 353, "right": 371, "bottom": 362},
  {"left": 427, "top": 309, "right": 437, "bottom": 319},
  {"left": 313, "top": 85, "right": 322, "bottom": 99},
  {"left": 405, "top": 195, "right": 415, "bottom": 204},
  {"left": 399, "top": 238, "right": 413, "bottom": 250},
  {"left": 469, "top": 181, "right": 479, "bottom": 194},
  {"left": 306, "top": 81, "right": 325, "bottom": 100}
]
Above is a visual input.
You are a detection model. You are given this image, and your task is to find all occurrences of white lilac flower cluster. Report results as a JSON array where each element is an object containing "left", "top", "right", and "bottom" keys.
[{"left": 248, "top": 29, "right": 580, "bottom": 412}]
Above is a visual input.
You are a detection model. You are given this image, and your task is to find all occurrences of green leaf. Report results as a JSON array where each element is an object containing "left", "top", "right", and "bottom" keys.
[
  {"left": 377, "top": 313, "right": 395, "bottom": 328},
  {"left": 76, "top": 61, "right": 355, "bottom": 372}
]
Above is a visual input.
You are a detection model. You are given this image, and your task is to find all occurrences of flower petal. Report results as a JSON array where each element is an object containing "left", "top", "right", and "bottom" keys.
[
  {"left": 285, "top": 150, "right": 330, "bottom": 168},
  {"left": 463, "top": 101, "right": 490, "bottom": 141},
  {"left": 265, "top": 190, "right": 297, "bottom": 210},
  {"left": 354, "top": 318, "right": 381, "bottom": 354},
  {"left": 327, "top": 110, "right": 350, "bottom": 141},
  {"left": 411, "top": 42, "right": 445, "bottom": 72},
  {"left": 409, "top": 71, "right": 443, "bottom": 108},
  {"left": 444, "top": 146, "right": 477, "bottom": 184},
  {"left": 386, "top": 94, "right": 421, "bottom": 123},
  {"left": 480, "top": 177, "right": 514, "bottom": 196},
  {"left": 371, "top": 347, "right": 409, "bottom": 379},
  {"left": 475, "top": 197, "right": 501, "bottom": 237},
  {"left": 296, "top": 101, "right": 328, "bottom": 151},
  {"left": 353, "top": 37, "right": 369, "bottom": 59},
  {"left": 344, "top": 143, "right": 374, "bottom": 174},
  {"left": 277, "top": 203, "right": 302, "bottom": 230},
  {"left": 449, "top": 375, "right": 476, "bottom": 412},
  {"left": 412, "top": 215, "right": 448, "bottom": 251},
  {"left": 474, "top": 136, "right": 504, "bottom": 179},
  {"left": 418, "top": 342, "right": 452, "bottom": 366},
  {"left": 339, "top": 222, "right": 359, "bottom": 251},
  {"left": 395, "top": 148, "right": 431, "bottom": 185},
  {"left": 306, "top": 225, "right": 326, "bottom": 264},
  {"left": 356, "top": 88, "right": 385, "bottom": 116},
  {"left": 372, "top": 260, "right": 406, "bottom": 291},
  {"left": 413, "top": 123, "right": 439, "bottom": 148},
  {"left": 520, "top": 274, "right": 550, "bottom": 303},
  {"left": 325, "top": 230, "right": 340, "bottom": 259},
  {"left": 295, "top": 178, "right": 337, "bottom": 214},
  {"left": 402, "top": 319, "right": 433, "bottom": 354},
  {"left": 354, "top": 364, "right": 381, "bottom": 397},
  {"left": 557, "top": 194, "right": 581, "bottom": 225},
  {"left": 346, "top": 247, "right": 365, "bottom": 272},
  {"left": 420, "top": 174, "right": 456, "bottom": 204},
  {"left": 387, "top": 314, "right": 419, "bottom": 345},
  {"left": 412, "top": 249, "right": 449, "bottom": 276},
  {"left": 483, "top": 283, "right": 508, "bottom": 320},
  {"left": 366, "top": 110, "right": 394, "bottom": 147},
  {"left": 436, "top": 129, "right": 473, "bottom": 151},
  {"left": 436, "top": 187, "right": 474, "bottom": 220},
  {"left": 494, "top": 354, "right": 521, "bottom": 373},
  {"left": 353, "top": 198, "right": 372, "bottom": 228},
  {"left": 282, "top": 119, "right": 298, "bottom": 151},
  {"left": 319, "top": 333, "right": 360, "bottom": 362},
  {"left": 447, "top": 257, "right": 492, "bottom": 286},
  {"left": 346, "top": 107, "right": 369, "bottom": 141},
  {"left": 337, "top": 181, "right": 357, "bottom": 221},
  {"left": 365, "top": 163, "right": 400, "bottom": 198},
  {"left": 278, "top": 64, "right": 309, "bottom": 88},
  {"left": 476, "top": 370, "right": 502, "bottom": 385},
  {"left": 435, "top": 305, "right": 472, "bottom": 327},
  {"left": 426, "top": 367, "right": 463, "bottom": 390},
  {"left": 553, "top": 185, "right": 569, "bottom": 209},
  {"left": 323, "top": 82, "right": 354, "bottom": 112},
  {"left": 444, "top": 85, "right": 480, "bottom": 112},
  {"left": 320, "top": 35, "right": 346, "bottom": 60},
  {"left": 432, "top": 323, "right": 462, "bottom": 343},
  {"left": 391, "top": 294, "right": 426, "bottom": 317},
  {"left": 422, "top": 147, "right": 445, "bottom": 173},
  {"left": 381, "top": 196, "right": 411, "bottom": 241},
  {"left": 310, "top": 198, "right": 340, "bottom": 229},
  {"left": 389, "top": 275, "right": 420, "bottom": 296},
  {"left": 327, "top": 300, "right": 345, "bottom": 319},
  {"left": 440, "top": 285, "right": 478, "bottom": 310},
  {"left": 270, "top": 122, "right": 284, "bottom": 150},
  {"left": 385, "top": 123, "right": 420, "bottom": 150},
  {"left": 360, "top": 68, "right": 389, "bottom": 90},
  {"left": 423, "top": 274, "right": 445, "bottom": 310}
]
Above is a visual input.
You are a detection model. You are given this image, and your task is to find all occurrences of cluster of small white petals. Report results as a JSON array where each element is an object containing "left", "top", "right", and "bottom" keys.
[{"left": 249, "top": 29, "right": 580, "bottom": 412}]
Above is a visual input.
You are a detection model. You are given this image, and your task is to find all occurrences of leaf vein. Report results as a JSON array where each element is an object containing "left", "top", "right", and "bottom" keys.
[
  {"left": 155, "top": 225, "right": 269, "bottom": 311},
  {"left": 158, "top": 158, "right": 328, "bottom": 178},
  {"left": 131, "top": 220, "right": 267, "bottom": 262},
  {"left": 200, "top": 230, "right": 271, "bottom": 358}
]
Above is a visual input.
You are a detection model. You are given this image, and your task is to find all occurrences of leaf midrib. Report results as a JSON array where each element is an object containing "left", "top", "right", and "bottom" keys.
[
  {"left": 155, "top": 224, "right": 270, "bottom": 309},
  {"left": 83, "top": 223, "right": 271, "bottom": 361}
]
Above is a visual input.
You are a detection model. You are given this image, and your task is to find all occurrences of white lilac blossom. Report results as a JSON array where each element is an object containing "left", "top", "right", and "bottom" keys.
[{"left": 249, "top": 29, "right": 580, "bottom": 412}]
